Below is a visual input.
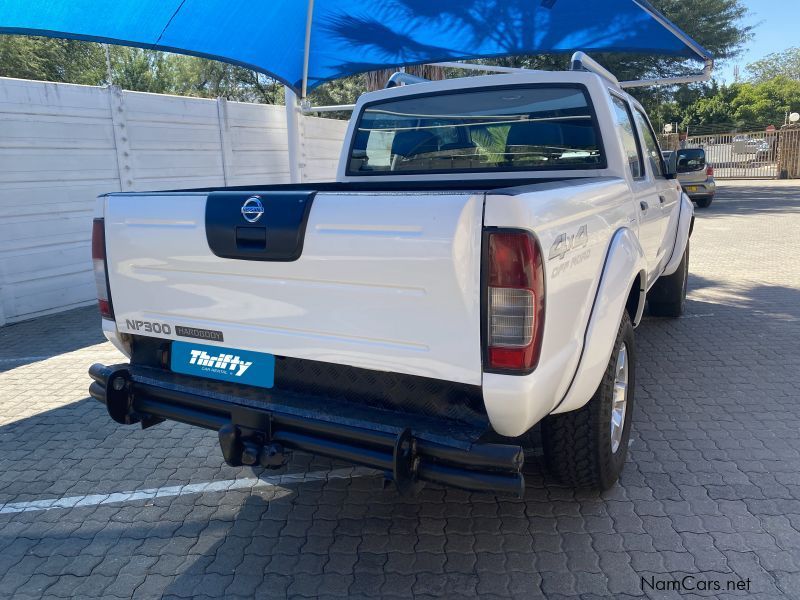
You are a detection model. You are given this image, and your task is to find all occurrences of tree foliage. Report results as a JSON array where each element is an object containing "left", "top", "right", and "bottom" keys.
[
  {"left": 747, "top": 47, "right": 800, "bottom": 83},
  {"left": 0, "top": 36, "right": 106, "bottom": 85},
  {"left": 730, "top": 77, "right": 800, "bottom": 126},
  {"left": 654, "top": 77, "right": 800, "bottom": 134}
]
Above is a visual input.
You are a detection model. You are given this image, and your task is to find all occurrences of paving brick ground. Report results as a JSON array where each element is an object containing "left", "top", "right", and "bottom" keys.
[{"left": 1, "top": 184, "right": 799, "bottom": 599}]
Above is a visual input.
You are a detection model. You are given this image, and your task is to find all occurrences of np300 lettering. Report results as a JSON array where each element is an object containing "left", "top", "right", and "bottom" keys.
[
  {"left": 124, "top": 319, "right": 171, "bottom": 335},
  {"left": 90, "top": 62, "right": 694, "bottom": 497}
]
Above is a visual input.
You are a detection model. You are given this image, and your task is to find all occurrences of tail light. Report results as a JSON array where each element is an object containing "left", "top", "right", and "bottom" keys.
[
  {"left": 706, "top": 165, "right": 714, "bottom": 177},
  {"left": 92, "top": 218, "right": 114, "bottom": 319},
  {"left": 485, "top": 231, "right": 545, "bottom": 372}
]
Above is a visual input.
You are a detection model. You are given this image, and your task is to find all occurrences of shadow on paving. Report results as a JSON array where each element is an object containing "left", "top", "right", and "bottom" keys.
[
  {"left": 698, "top": 185, "right": 800, "bottom": 219},
  {"left": 688, "top": 274, "right": 800, "bottom": 321},
  {"left": 0, "top": 305, "right": 106, "bottom": 373}
]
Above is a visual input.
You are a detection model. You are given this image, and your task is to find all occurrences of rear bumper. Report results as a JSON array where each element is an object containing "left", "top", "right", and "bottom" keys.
[
  {"left": 682, "top": 180, "right": 716, "bottom": 199},
  {"left": 89, "top": 363, "right": 525, "bottom": 497}
]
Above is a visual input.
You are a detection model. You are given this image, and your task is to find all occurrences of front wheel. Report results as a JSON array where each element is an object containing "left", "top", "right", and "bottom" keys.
[{"left": 541, "top": 312, "right": 636, "bottom": 490}]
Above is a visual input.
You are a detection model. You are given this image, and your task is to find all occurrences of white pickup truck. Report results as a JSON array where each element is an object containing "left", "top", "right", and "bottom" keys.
[{"left": 89, "top": 62, "right": 693, "bottom": 498}]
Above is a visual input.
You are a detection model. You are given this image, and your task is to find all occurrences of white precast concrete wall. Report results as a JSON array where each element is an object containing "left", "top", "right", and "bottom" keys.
[{"left": 0, "top": 77, "right": 348, "bottom": 325}]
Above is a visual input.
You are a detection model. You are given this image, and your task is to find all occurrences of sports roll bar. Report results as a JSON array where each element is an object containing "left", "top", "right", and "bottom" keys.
[
  {"left": 297, "top": 50, "right": 714, "bottom": 116},
  {"left": 385, "top": 71, "right": 431, "bottom": 88},
  {"left": 570, "top": 52, "right": 620, "bottom": 85},
  {"left": 618, "top": 58, "right": 714, "bottom": 88}
]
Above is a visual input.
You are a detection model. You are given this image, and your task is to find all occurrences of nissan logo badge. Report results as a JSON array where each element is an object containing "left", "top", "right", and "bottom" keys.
[{"left": 241, "top": 196, "right": 265, "bottom": 223}]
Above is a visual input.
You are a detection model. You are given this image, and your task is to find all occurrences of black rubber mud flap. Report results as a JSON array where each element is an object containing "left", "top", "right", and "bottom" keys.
[
  {"left": 218, "top": 424, "right": 244, "bottom": 467},
  {"left": 104, "top": 367, "right": 140, "bottom": 426},
  {"left": 392, "top": 428, "right": 425, "bottom": 496}
]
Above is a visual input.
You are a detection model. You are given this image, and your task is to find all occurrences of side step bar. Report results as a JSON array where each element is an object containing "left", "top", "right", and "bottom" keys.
[{"left": 89, "top": 363, "right": 525, "bottom": 497}]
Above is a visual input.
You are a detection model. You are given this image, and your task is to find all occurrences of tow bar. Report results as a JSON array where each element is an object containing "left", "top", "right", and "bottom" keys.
[{"left": 89, "top": 363, "right": 526, "bottom": 497}]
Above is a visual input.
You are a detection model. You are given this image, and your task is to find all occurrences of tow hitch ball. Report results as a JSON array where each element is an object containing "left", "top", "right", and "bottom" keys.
[{"left": 218, "top": 424, "right": 288, "bottom": 469}]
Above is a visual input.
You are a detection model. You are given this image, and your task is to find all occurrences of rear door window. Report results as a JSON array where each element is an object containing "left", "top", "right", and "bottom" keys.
[
  {"left": 633, "top": 109, "right": 666, "bottom": 178},
  {"left": 610, "top": 95, "right": 644, "bottom": 179}
]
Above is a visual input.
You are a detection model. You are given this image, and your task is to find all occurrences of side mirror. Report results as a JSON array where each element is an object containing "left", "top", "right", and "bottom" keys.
[{"left": 662, "top": 151, "right": 677, "bottom": 179}]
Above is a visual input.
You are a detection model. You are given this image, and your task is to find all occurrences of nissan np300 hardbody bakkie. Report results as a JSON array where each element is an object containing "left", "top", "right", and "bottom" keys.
[{"left": 89, "top": 66, "right": 693, "bottom": 497}]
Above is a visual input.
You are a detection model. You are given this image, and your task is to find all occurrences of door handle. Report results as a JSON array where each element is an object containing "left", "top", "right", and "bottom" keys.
[
  {"left": 640, "top": 201, "right": 649, "bottom": 212},
  {"left": 658, "top": 195, "right": 666, "bottom": 205}
]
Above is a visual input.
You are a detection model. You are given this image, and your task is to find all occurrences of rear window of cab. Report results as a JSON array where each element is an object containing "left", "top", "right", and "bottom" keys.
[{"left": 347, "top": 85, "right": 605, "bottom": 176}]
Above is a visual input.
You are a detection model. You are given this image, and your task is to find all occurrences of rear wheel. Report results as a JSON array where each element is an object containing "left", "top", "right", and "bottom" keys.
[
  {"left": 541, "top": 312, "right": 635, "bottom": 490},
  {"left": 695, "top": 196, "right": 713, "bottom": 208},
  {"left": 648, "top": 241, "right": 689, "bottom": 318}
]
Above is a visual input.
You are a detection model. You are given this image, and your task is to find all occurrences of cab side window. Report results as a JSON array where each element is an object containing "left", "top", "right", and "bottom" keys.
[
  {"left": 610, "top": 96, "right": 644, "bottom": 180},
  {"left": 633, "top": 109, "right": 666, "bottom": 178}
]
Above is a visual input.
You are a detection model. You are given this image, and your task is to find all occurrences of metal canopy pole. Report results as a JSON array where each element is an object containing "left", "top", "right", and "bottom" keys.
[
  {"left": 284, "top": 0, "right": 315, "bottom": 185},
  {"left": 286, "top": 0, "right": 315, "bottom": 184},
  {"left": 302, "top": 104, "right": 356, "bottom": 114},
  {"left": 301, "top": 0, "right": 315, "bottom": 99},
  {"left": 285, "top": 86, "right": 302, "bottom": 183}
]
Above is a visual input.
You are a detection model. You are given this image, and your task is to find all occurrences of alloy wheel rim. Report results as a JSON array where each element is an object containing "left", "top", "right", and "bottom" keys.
[{"left": 610, "top": 343, "right": 629, "bottom": 454}]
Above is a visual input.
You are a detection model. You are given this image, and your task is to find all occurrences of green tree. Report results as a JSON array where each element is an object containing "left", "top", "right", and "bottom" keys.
[
  {"left": 167, "top": 55, "right": 284, "bottom": 104},
  {"left": 0, "top": 35, "right": 106, "bottom": 85},
  {"left": 109, "top": 47, "right": 176, "bottom": 94},
  {"left": 668, "top": 77, "right": 800, "bottom": 133},
  {"left": 730, "top": 77, "right": 800, "bottom": 125},
  {"left": 682, "top": 91, "right": 736, "bottom": 129},
  {"left": 746, "top": 47, "right": 800, "bottom": 82}
]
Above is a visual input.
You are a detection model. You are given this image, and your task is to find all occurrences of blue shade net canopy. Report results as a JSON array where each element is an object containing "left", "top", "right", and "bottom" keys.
[{"left": 0, "top": 0, "right": 712, "bottom": 96}]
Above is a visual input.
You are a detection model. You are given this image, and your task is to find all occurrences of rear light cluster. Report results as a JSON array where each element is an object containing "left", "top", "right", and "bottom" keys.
[
  {"left": 485, "top": 231, "right": 545, "bottom": 372},
  {"left": 91, "top": 218, "right": 114, "bottom": 319},
  {"left": 706, "top": 165, "right": 714, "bottom": 177}
]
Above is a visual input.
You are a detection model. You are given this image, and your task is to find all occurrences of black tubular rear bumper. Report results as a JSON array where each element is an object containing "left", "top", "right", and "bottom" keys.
[{"left": 88, "top": 363, "right": 525, "bottom": 497}]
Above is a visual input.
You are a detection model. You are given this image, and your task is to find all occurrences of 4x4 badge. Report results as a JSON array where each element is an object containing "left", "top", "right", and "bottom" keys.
[{"left": 549, "top": 224, "right": 589, "bottom": 261}]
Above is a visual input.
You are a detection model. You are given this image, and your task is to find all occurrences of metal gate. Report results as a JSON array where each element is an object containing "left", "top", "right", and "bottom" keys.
[{"left": 685, "top": 131, "right": 780, "bottom": 179}]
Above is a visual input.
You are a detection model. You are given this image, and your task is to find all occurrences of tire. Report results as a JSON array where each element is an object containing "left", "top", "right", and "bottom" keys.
[
  {"left": 541, "top": 312, "right": 636, "bottom": 490},
  {"left": 695, "top": 196, "right": 713, "bottom": 208},
  {"left": 648, "top": 241, "right": 689, "bottom": 318}
]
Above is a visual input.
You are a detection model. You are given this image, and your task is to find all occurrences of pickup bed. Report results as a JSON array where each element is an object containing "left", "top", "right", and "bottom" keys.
[{"left": 89, "top": 68, "right": 693, "bottom": 497}]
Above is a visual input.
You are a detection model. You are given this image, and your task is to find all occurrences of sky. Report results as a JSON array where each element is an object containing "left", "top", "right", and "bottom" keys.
[{"left": 715, "top": 0, "right": 798, "bottom": 83}]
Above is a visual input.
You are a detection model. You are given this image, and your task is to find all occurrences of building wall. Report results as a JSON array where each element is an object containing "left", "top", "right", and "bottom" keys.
[{"left": 0, "top": 77, "right": 348, "bottom": 324}]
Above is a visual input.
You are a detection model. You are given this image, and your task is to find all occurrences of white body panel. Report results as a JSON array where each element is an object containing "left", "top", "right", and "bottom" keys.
[
  {"left": 98, "top": 69, "right": 693, "bottom": 438},
  {"left": 481, "top": 178, "right": 640, "bottom": 435},
  {"left": 104, "top": 191, "right": 485, "bottom": 385},
  {"left": 554, "top": 228, "right": 646, "bottom": 415}
]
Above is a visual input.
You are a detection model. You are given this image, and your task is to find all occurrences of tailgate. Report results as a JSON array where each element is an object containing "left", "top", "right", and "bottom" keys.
[{"left": 104, "top": 190, "right": 485, "bottom": 385}]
